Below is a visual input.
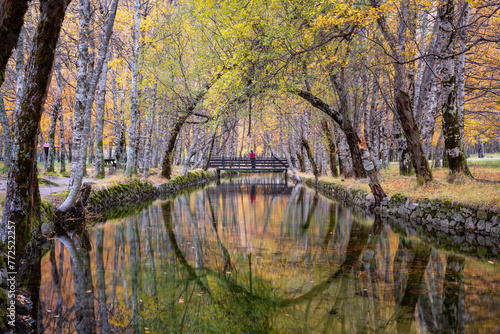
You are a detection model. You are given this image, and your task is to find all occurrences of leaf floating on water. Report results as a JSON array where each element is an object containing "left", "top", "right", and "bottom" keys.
[
  {"left": 488, "top": 260, "right": 494, "bottom": 264},
  {"left": 86, "top": 290, "right": 92, "bottom": 293},
  {"left": 179, "top": 298, "right": 184, "bottom": 304}
]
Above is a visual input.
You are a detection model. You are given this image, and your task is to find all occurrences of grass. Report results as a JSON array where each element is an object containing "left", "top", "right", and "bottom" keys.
[
  {"left": 0, "top": 193, "right": 5, "bottom": 216},
  {"left": 299, "top": 157, "right": 500, "bottom": 211}
]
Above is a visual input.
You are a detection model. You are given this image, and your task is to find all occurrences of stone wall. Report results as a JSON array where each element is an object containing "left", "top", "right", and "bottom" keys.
[
  {"left": 87, "top": 170, "right": 218, "bottom": 213},
  {"left": 301, "top": 177, "right": 500, "bottom": 237}
]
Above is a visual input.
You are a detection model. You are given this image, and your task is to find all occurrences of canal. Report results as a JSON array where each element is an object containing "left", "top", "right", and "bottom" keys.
[{"left": 36, "top": 174, "right": 499, "bottom": 333}]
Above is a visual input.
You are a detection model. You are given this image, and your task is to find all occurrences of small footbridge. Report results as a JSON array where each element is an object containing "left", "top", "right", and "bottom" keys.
[{"left": 207, "top": 156, "right": 291, "bottom": 181}]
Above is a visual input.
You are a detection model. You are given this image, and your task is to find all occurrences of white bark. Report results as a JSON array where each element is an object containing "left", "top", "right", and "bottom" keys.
[
  {"left": 59, "top": 0, "right": 120, "bottom": 212},
  {"left": 142, "top": 88, "right": 156, "bottom": 178},
  {"left": 0, "top": 93, "right": 12, "bottom": 168},
  {"left": 95, "top": 50, "right": 110, "bottom": 178},
  {"left": 13, "top": 27, "right": 25, "bottom": 118},
  {"left": 181, "top": 125, "right": 200, "bottom": 175},
  {"left": 59, "top": 111, "right": 67, "bottom": 172},
  {"left": 46, "top": 46, "right": 62, "bottom": 172},
  {"left": 336, "top": 127, "right": 353, "bottom": 177},
  {"left": 110, "top": 69, "right": 123, "bottom": 165},
  {"left": 434, "top": 0, "right": 470, "bottom": 175},
  {"left": 125, "top": 0, "right": 141, "bottom": 176},
  {"left": 456, "top": 1, "right": 470, "bottom": 142}
]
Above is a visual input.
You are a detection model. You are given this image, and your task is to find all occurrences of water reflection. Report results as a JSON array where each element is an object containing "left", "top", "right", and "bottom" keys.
[{"left": 36, "top": 174, "right": 499, "bottom": 333}]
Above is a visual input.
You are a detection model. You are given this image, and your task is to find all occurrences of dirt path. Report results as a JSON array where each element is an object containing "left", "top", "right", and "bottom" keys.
[{"left": 0, "top": 174, "right": 103, "bottom": 199}]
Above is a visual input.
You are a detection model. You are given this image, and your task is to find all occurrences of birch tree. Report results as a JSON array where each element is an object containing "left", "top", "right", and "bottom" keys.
[
  {"left": 58, "top": 0, "right": 119, "bottom": 212},
  {"left": 95, "top": 50, "right": 110, "bottom": 178},
  {"left": 0, "top": 0, "right": 30, "bottom": 86},
  {"left": 0, "top": 0, "right": 72, "bottom": 259},
  {"left": 0, "top": 93, "right": 12, "bottom": 168},
  {"left": 46, "top": 46, "right": 63, "bottom": 173},
  {"left": 125, "top": 0, "right": 141, "bottom": 177},
  {"left": 435, "top": 0, "right": 472, "bottom": 177},
  {"left": 370, "top": 0, "right": 434, "bottom": 183}
]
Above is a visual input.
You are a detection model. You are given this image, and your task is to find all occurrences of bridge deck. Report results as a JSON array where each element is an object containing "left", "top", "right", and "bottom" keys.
[
  {"left": 207, "top": 157, "right": 290, "bottom": 169},
  {"left": 208, "top": 157, "right": 290, "bottom": 180}
]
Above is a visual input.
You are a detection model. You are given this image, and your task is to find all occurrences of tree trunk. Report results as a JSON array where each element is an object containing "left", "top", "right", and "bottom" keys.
[
  {"left": 420, "top": 77, "right": 440, "bottom": 158},
  {"left": 367, "top": 70, "right": 381, "bottom": 170},
  {"left": 125, "top": 0, "right": 141, "bottom": 177},
  {"left": 436, "top": 0, "right": 472, "bottom": 177},
  {"left": 181, "top": 125, "right": 200, "bottom": 175},
  {"left": 110, "top": 69, "right": 123, "bottom": 167},
  {"left": 203, "top": 124, "right": 218, "bottom": 171},
  {"left": 142, "top": 89, "right": 156, "bottom": 178},
  {"left": 477, "top": 139, "right": 485, "bottom": 158},
  {"left": 393, "top": 119, "right": 413, "bottom": 176},
  {"left": 434, "top": 131, "right": 444, "bottom": 168},
  {"left": 0, "top": 0, "right": 30, "bottom": 86},
  {"left": 371, "top": 0, "right": 433, "bottom": 183},
  {"left": 336, "top": 129, "right": 353, "bottom": 177},
  {"left": 58, "top": 0, "right": 119, "bottom": 212},
  {"left": 94, "top": 50, "right": 110, "bottom": 179},
  {"left": 61, "top": 0, "right": 92, "bottom": 210},
  {"left": 293, "top": 90, "right": 386, "bottom": 204},
  {"left": 301, "top": 137, "right": 319, "bottom": 179},
  {"left": 295, "top": 149, "right": 306, "bottom": 172},
  {"left": 161, "top": 121, "right": 185, "bottom": 179},
  {"left": 87, "top": 125, "right": 95, "bottom": 166},
  {"left": 0, "top": 93, "right": 12, "bottom": 168},
  {"left": 0, "top": 0, "right": 71, "bottom": 259},
  {"left": 320, "top": 119, "right": 338, "bottom": 177},
  {"left": 456, "top": 1, "right": 470, "bottom": 142},
  {"left": 46, "top": 46, "right": 63, "bottom": 173},
  {"left": 59, "top": 111, "right": 67, "bottom": 173},
  {"left": 13, "top": 27, "right": 25, "bottom": 118}
]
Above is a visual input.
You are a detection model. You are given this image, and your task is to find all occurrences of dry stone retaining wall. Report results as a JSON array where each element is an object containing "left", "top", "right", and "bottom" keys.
[
  {"left": 301, "top": 177, "right": 500, "bottom": 237},
  {"left": 87, "top": 170, "right": 218, "bottom": 213}
]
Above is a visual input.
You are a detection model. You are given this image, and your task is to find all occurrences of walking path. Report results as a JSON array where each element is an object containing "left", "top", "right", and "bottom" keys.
[{"left": 0, "top": 174, "right": 99, "bottom": 199}]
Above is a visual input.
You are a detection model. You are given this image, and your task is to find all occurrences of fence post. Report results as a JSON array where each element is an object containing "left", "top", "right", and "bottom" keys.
[
  {"left": 222, "top": 157, "right": 225, "bottom": 168},
  {"left": 239, "top": 157, "right": 240, "bottom": 169},
  {"left": 274, "top": 157, "right": 276, "bottom": 169}
]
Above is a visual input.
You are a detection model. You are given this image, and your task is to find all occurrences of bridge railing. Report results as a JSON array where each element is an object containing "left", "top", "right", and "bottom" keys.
[{"left": 207, "top": 157, "right": 290, "bottom": 169}]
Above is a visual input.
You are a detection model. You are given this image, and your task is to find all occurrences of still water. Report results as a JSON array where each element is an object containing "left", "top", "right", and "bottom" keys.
[{"left": 37, "top": 174, "right": 499, "bottom": 333}]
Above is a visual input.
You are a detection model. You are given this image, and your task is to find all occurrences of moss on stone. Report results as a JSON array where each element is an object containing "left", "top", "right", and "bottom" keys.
[
  {"left": 40, "top": 198, "right": 54, "bottom": 226},
  {"left": 0, "top": 287, "right": 7, "bottom": 332}
]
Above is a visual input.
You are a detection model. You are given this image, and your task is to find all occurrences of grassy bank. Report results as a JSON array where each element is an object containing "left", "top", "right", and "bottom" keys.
[{"left": 298, "top": 158, "right": 500, "bottom": 211}]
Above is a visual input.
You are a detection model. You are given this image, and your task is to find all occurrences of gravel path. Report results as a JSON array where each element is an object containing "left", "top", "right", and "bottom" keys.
[{"left": 0, "top": 175, "right": 98, "bottom": 199}]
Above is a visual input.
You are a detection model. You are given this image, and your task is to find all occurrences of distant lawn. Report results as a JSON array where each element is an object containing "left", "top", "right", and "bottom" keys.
[
  {"left": 467, "top": 152, "right": 500, "bottom": 160},
  {"left": 468, "top": 155, "right": 500, "bottom": 171},
  {"left": 300, "top": 157, "right": 500, "bottom": 211}
]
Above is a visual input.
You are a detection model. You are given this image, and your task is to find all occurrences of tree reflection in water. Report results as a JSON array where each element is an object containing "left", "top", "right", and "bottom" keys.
[{"left": 35, "top": 175, "right": 499, "bottom": 333}]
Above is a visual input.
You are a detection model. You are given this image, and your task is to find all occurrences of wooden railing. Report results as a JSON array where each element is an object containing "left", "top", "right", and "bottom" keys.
[{"left": 207, "top": 157, "right": 290, "bottom": 170}]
